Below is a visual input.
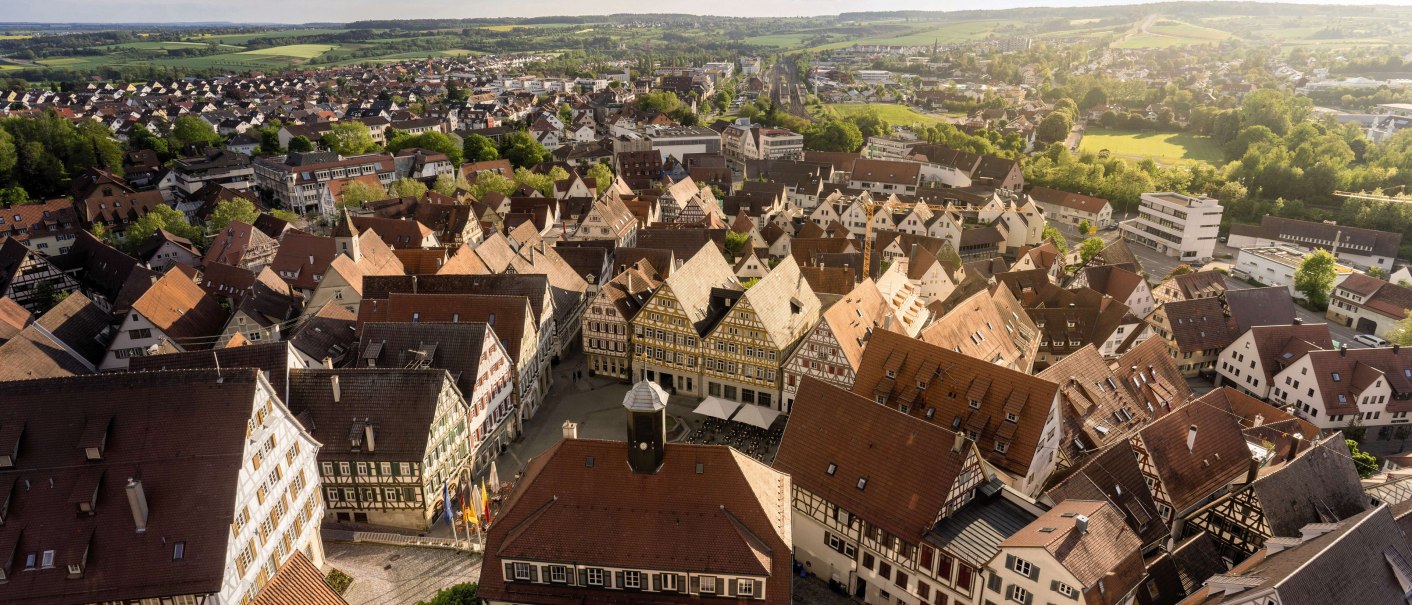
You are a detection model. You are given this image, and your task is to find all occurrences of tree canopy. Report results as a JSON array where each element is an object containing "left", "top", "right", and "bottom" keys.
[
  {"left": 206, "top": 198, "right": 260, "bottom": 233},
  {"left": 462, "top": 133, "right": 499, "bottom": 163},
  {"left": 387, "top": 131, "right": 464, "bottom": 165},
  {"left": 321, "top": 121, "right": 378, "bottom": 156},
  {"left": 1293, "top": 249, "right": 1338, "bottom": 309}
]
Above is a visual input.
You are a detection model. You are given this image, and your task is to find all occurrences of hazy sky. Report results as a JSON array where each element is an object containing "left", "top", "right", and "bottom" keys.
[{"left": 1, "top": 0, "right": 1388, "bottom": 24}]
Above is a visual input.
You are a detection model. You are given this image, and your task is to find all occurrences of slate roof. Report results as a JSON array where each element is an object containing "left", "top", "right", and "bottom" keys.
[
  {"left": 1047, "top": 439, "right": 1168, "bottom": 547},
  {"left": 1183, "top": 506, "right": 1412, "bottom": 605},
  {"left": 479, "top": 439, "right": 792, "bottom": 605},
  {"left": 927, "top": 488, "right": 1040, "bottom": 569},
  {"left": 1225, "top": 286, "right": 1296, "bottom": 332},
  {"left": 355, "top": 322, "right": 491, "bottom": 397},
  {"left": 1162, "top": 297, "right": 1235, "bottom": 352},
  {"left": 128, "top": 341, "right": 299, "bottom": 403},
  {"left": 286, "top": 368, "right": 453, "bottom": 464},
  {"left": 52, "top": 230, "right": 143, "bottom": 303},
  {"left": 0, "top": 369, "right": 263, "bottom": 604},
  {"left": 286, "top": 304, "right": 358, "bottom": 366}
]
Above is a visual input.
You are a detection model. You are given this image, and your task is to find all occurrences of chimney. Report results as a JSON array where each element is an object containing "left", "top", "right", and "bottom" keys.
[
  {"left": 1252, "top": 413, "right": 1264, "bottom": 427},
  {"left": 322, "top": 357, "right": 334, "bottom": 369},
  {"left": 1286, "top": 434, "right": 1303, "bottom": 462},
  {"left": 562, "top": 420, "right": 579, "bottom": 440},
  {"left": 1246, "top": 456, "right": 1260, "bottom": 483},
  {"left": 1340, "top": 343, "right": 1348, "bottom": 357},
  {"left": 1292, "top": 317, "right": 1302, "bottom": 325},
  {"left": 125, "top": 478, "right": 149, "bottom": 534},
  {"left": 952, "top": 430, "right": 966, "bottom": 453},
  {"left": 1187, "top": 424, "right": 1198, "bottom": 451},
  {"left": 1074, "top": 514, "right": 1089, "bottom": 535},
  {"left": 330, "top": 375, "right": 341, "bottom": 403}
]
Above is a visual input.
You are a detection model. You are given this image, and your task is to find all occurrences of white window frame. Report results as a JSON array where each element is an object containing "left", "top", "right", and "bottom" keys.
[
  {"left": 738, "top": 578, "right": 755, "bottom": 596},
  {"left": 550, "top": 566, "right": 567, "bottom": 583},
  {"left": 1058, "top": 582, "right": 1075, "bottom": 597},
  {"left": 1009, "top": 584, "right": 1030, "bottom": 603},
  {"left": 625, "top": 570, "right": 641, "bottom": 589},
  {"left": 1011, "top": 557, "right": 1032, "bottom": 577},
  {"left": 663, "top": 573, "right": 679, "bottom": 591},
  {"left": 700, "top": 575, "right": 717, "bottom": 593},
  {"left": 588, "top": 568, "right": 604, "bottom": 586},
  {"left": 513, "top": 562, "right": 531, "bottom": 580}
]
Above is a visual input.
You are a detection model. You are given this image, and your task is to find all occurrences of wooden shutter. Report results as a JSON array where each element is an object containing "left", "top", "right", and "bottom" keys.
[
  {"left": 615, "top": 570, "right": 624, "bottom": 589},
  {"left": 1027, "top": 564, "right": 1038, "bottom": 581},
  {"left": 691, "top": 575, "right": 701, "bottom": 594},
  {"left": 1051, "top": 580, "right": 1059, "bottom": 592},
  {"left": 529, "top": 565, "right": 539, "bottom": 583},
  {"left": 504, "top": 561, "right": 515, "bottom": 581},
  {"left": 652, "top": 573, "right": 661, "bottom": 592},
  {"left": 728, "top": 578, "right": 738, "bottom": 596},
  {"left": 578, "top": 568, "right": 588, "bottom": 586},
  {"left": 1004, "top": 554, "right": 1014, "bottom": 573},
  {"left": 1023, "top": 591, "right": 1034, "bottom": 605},
  {"left": 987, "top": 572, "right": 1002, "bottom": 593},
  {"left": 678, "top": 574, "right": 687, "bottom": 592}
]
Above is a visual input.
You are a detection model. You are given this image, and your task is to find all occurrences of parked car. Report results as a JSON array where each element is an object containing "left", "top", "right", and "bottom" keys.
[{"left": 1354, "top": 334, "right": 1389, "bottom": 347}]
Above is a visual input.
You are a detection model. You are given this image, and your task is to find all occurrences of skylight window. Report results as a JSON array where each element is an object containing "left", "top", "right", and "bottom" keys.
[
  {"left": 826, "top": 463, "right": 836, "bottom": 476},
  {"left": 857, "top": 477, "right": 868, "bottom": 490}
]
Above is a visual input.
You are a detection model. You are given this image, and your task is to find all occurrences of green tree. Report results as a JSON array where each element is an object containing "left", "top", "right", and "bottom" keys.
[
  {"left": 1346, "top": 438, "right": 1379, "bottom": 478},
  {"left": 1164, "top": 264, "right": 1195, "bottom": 280},
  {"left": 1042, "top": 225, "right": 1069, "bottom": 254},
  {"left": 388, "top": 178, "right": 428, "bottom": 200},
  {"left": 271, "top": 209, "right": 301, "bottom": 223},
  {"left": 637, "top": 91, "right": 682, "bottom": 114},
  {"left": 804, "top": 119, "right": 863, "bottom": 152},
  {"left": 1078, "top": 237, "right": 1105, "bottom": 264},
  {"left": 724, "top": 230, "right": 751, "bottom": 260},
  {"left": 468, "top": 172, "right": 514, "bottom": 200},
  {"left": 124, "top": 205, "right": 202, "bottom": 251},
  {"left": 1293, "top": 249, "right": 1338, "bottom": 309},
  {"left": 432, "top": 172, "right": 470, "bottom": 196},
  {"left": 168, "top": 115, "right": 222, "bottom": 150},
  {"left": 417, "top": 582, "right": 477, "bottom": 605},
  {"left": 513, "top": 167, "right": 557, "bottom": 197},
  {"left": 206, "top": 197, "right": 260, "bottom": 233},
  {"left": 0, "top": 128, "right": 15, "bottom": 179},
  {"left": 1077, "top": 219, "right": 1093, "bottom": 236},
  {"left": 585, "top": 162, "right": 614, "bottom": 196},
  {"left": 387, "top": 131, "right": 464, "bottom": 165},
  {"left": 0, "top": 185, "right": 28, "bottom": 205},
  {"left": 501, "top": 131, "right": 550, "bottom": 169},
  {"left": 287, "top": 135, "right": 315, "bottom": 154},
  {"left": 1036, "top": 112, "right": 1073, "bottom": 144},
  {"left": 338, "top": 180, "right": 387, "bottom": 209},
  {"left": 462, "top": 133, "right": 500, "bottom": 163},
  {"left": 127, "top": 123, "right": 170, "bottom": 159},
  {"left": 321, "top": 121, "right": 377, "bottom": 156},
  {"left": 1368, "top": 266, "right": 1391, "bottom": 280}
]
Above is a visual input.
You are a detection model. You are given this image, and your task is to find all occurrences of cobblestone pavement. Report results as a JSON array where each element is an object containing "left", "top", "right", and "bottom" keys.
[
  {"left": 322, "top": 542, "right": 481, "bottom": 605},
  {"left": 792, "top": 573, "right": 858, "bottom": 604}
]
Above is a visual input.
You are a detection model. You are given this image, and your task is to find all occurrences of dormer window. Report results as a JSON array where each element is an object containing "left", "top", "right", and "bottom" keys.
[{"left": 1332, "top": 372, "right": 1341, "bottom": 382}]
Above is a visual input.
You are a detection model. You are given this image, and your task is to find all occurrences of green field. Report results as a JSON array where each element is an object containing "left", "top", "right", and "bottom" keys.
[
  {"left": 236, "top": 44, "right": 336, "bottom": 58},
  {"left": 821, "top": 103, "right": 954, "bottom": 128},
  {"left": 809, "top": 20, "right": 1009, "bottom": 51},
  {"left": 193, "top": 29, "right": 349, "bottom": 44},
  {"left": 1078, "top": 128, "right": 1224, "bottom": 165},
  {"left": 1113, "top": 19, "right": 1231, "bottom": 48}
]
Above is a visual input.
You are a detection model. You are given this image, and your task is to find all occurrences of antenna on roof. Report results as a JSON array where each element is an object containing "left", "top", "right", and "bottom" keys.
[{"left": 212, "top": 350, "right": 223, "bottom": 383}]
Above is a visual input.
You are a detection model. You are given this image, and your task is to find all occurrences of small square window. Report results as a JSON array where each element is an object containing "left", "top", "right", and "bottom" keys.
[
  {"left": 857, "top": 477, "right": 868, "bottom": 490},
  {"left": 173, "top": 542, "right": 186, "bottom": 560},
  {"left": 826, "top": 463, "right": 836, "bottom": 475}
]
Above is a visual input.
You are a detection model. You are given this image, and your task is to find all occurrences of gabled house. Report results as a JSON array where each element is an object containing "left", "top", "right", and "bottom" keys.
[
  {"left": 479, "top": 383, "right": 792, "bottom": 605},
  {"left": 100, "top": 268, "right": 228, "bottom": 369},
  {"left": 0, "top": 238, "right": 79, "bottom": 313},
  {"left": 1271, "top": 345, "right": 1412, "bottom": 431},
  {"left": 775, "top": 378, "right": 994, "bottom": 605},
  {"left": 987, "top": 500, "right": 1144, "bottom": 605},
  {"left": 287, "top": 368, "right": 477, "bottom": 530},
  {"left": 1215, "top": 322, "right": 1331, "bottom": 399},
  {"left": 851, "top": 328, "right": 1062, "bottom": 496},
  {"left": 584, "top": 259, "right": 663, "bottom": 382}
]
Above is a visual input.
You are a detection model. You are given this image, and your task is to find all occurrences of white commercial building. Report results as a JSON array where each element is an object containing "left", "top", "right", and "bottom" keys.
[
  {"left": 1119, "top": 192, "right": 1224, "bottom": 262},
  {"left": 1233, "top": 244, "right": 1354, "bottom": 298}
]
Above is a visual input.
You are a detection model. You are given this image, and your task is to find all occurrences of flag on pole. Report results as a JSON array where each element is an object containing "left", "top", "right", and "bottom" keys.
[
  {"left": 481, "top": 480, "right": 492, "bottom": 523},
  {"left": 464, "top": 492, "right": 480, "bottom": 526},
  {"left": 442, "top": 483, "right": 454, "bottom": 528}
]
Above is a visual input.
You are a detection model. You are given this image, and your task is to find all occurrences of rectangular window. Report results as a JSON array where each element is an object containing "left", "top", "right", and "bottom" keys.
[
  {"left": 1058, "top": 582, "right": 1075, "bottom": 597},
  {"left": 1011, "top": 557, "right": 1032, "bottom": 577},
  {"left": 700, "top": 576, "right": 717, "bottom": 593},
  {"left": 1008, "top": 585, "right": 1029, "bottom": 603},
  {"left": 739, "top": 579, "right": 755, "bottom": 596},
  {"left": 588, "top": 568, "right": 604, "bottom": 586},
  {"left": 550, "top": 566, "right": 567, "bottom": 583},
  {"left": 624, "top": 570, "right": 641, "bottom": 589},
  {"left": 663, "top": 573, "right": 679, "bottom": 591}
]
